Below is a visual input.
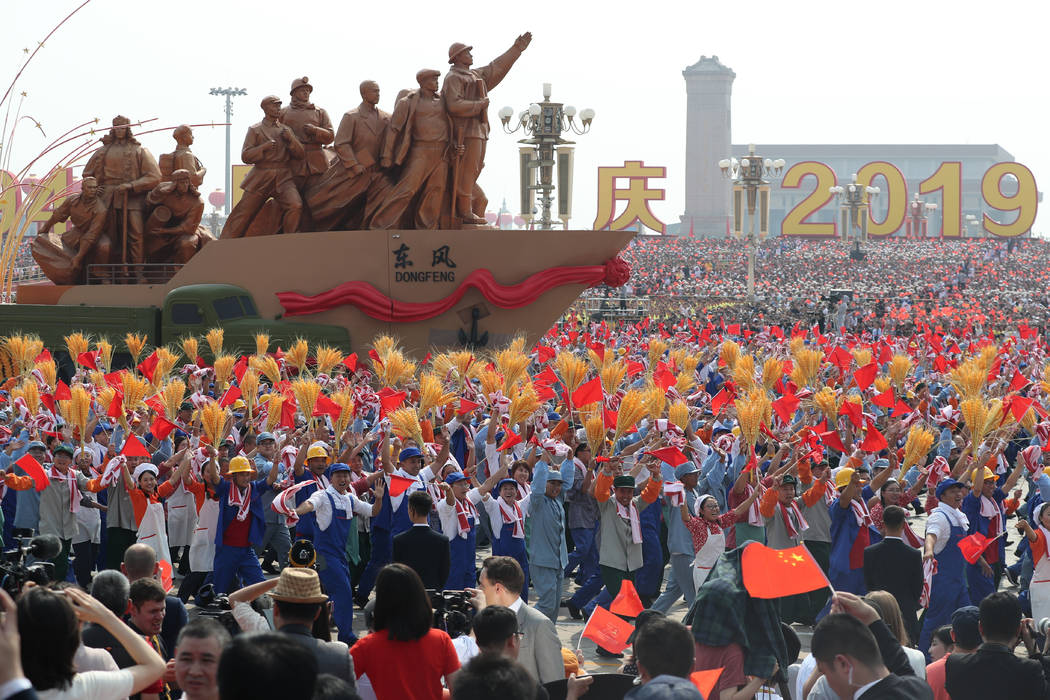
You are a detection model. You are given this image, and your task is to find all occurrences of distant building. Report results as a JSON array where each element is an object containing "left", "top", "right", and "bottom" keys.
[{"left": 679, "top": 57, "right": 1039, "bottom": 238}]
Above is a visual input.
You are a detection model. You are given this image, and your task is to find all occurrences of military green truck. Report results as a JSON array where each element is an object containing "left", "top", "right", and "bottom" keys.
[{"left": 0, "top": 283, "right": 349, "bottom": 362}]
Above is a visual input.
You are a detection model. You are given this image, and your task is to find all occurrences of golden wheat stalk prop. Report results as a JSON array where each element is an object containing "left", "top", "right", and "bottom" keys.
[
  {"left": 160, "top": 380, "right": 186, "bottom": 420},
  {"left": 254, "top": 333, "right": 269, "bottom": 357},
  {"left": 507, "top": 382, "right": 541, "bottom": 428},
  {"left": 555, "top": 352, "right": 588, "bottom": 397},
  {"left": 812, "top": 387, "right": 839, "bottom": 422},
  {"left": 495, "top": 347, "right": 530, "bottom": 394},
  {"left": 251, "top": 355, "right": 282, "bottom": 385},
  {"left": 285, "top": 339, "right": 309, "bottom": 376},
  {"left": 599, "top": 360, "right": 627, "bottom": 396},
  {"left": 64, "top": 332, "right": 90, "bottom": 362},
  {"left": 719, "top": 341, "right": 741, "bottom": 373},
  {"left": 213, "top": 355, "right": 236, "bottom": 390},
  {"left": 762, "top": 357, "right": 783, "bottom": 392},
  {"left": 68, "top": 385, "right": 92, "bottom": 447},
  {"left": 291, "top": 378, "right": 322, "bottom": 425},
  {"left": 418, "top": 373, "right": 457, "bottom": 420},
  {"left": 265, "top": 393, "right": 285, "bottom": 432},
  {"left": 181, "top": 336, "right": 200, "bottom": 364},
  {"left": 331, "top": 390, "right": 355, "bottom": 450},
  {"left": 96, "top": 338, "right": 113, "bottom": 373},
  {"left": 153, "top": 347, "right": 179, "bottom": 386},
  {"left": 199, "top": 400, "right": 228, "bottom": 447},
  {"left": 648, "top": 339, "right": 669, "bottom": 369},
  {"left": 614, "top": 389, "right": 648, "bottom": 443},
  {"left": 240, "top": 370, "right": 259, "bottom": 422},
  {"left": 205, "top": 328, "right": 224, "bottom": 358},
  {"left": 124, "top": 333, "right": 147, "bottom": 365},
  {"left": 643, "top": 384, "right": 667, "bottom": 419},
  {"left": 314, "top": 346, "right": 343, "bottom": 376},
  {"left": 889, "top": 354, "right": 911, "bottom": 391},
  {"left": 902, "top": 424, "right": 936, "bottom": 470},
  {"left": 668, "top": 400, "right": 689, "bottom": 431},
  {"left": 390, "top": 407, "right": 425, "bottom": 448},
  {"left": 960, "top": 397, "right": 989, "bottom": 448},
  {"left": 34, "top": 360, "right": 56, "bottom": 391},
  {"left": 584, "top": 414, "right": 606, "bottom": 458}
]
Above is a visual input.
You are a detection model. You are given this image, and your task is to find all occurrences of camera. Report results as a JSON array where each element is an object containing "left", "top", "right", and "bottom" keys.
[
  {"left": 289, "top": 539, "right": 317, "bottom": 569},
  {"left": 428, "top": 589, "right": 475, "bottom": 639},
  {"left": 194, "top": 583, "right": 242, "bottom": 637},
  {"left": 0, "top": 529, "right": 59, "bottom": 597}
]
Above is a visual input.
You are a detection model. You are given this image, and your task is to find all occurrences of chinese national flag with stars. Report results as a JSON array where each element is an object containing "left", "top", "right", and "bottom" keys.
[{"left": 741, "top": 542, "right": 829, "bottom": 599}]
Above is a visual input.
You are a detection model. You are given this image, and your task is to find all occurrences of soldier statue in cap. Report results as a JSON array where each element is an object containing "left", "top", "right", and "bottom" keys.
[
  {"left": 159, "top": 125, "right": 207, "bottom": 187},
  {"left": 281, "top": 77, "right": 334, "bottom": 228},
  {"left": 32, "top": 176, "right": 111, "bottom": 284},
  {"left": 82, "top": 116, "right": 163, "bottom": 281},
  {"left": 442, "top": 32, "right": 532, "bottom": 225},
  {"left": 221, "top": 95, "right": 306, "bottom": 239}
]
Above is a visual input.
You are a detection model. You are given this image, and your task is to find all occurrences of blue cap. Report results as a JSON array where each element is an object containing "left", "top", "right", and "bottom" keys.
[
  {"left": 445, "top": 472, "right": 469, "bottom": 485},
  {"left": 326, "top": 462, "right": 351, "bottom": 478},
  {"left": 93, "top": 424, "right": 108, "bottom": 436},
  {"left": 711, "top": 421, "right": 732, "bottom": 435},
  {"left": 547, "top": 411, "right": 561, "bottom": 422},
  {"left": 258, "top": 432, "right": 276, "bottom": 442},
  {"left": 399, "top": 447, "right": 422, "bottom": 462},
  {"left": 27, "top": 441, "right": 46, "bottom": 451},
  {"left": 935, "top": 478, "right": 964, "bottom": 499},
  {"left": 496, "top": 478, "right": 518, "bottom": 491},
  {"left": 674, "top": 462, "right": 700, "bottom": 480}
]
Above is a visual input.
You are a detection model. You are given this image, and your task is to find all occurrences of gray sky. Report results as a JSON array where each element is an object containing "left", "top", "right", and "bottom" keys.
[{"left": 6, "top": 0, "right": 1048, "bottom": 233}]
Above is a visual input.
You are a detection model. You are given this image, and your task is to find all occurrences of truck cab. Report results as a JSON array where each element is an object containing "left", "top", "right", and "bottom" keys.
[{"left": 162, "top": 284, "right": 349, "bottom": 353}]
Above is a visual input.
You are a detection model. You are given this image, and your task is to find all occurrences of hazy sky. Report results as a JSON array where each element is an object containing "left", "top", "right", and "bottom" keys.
[{"left": 5, "top": 0, "right": 1049, "bottom": 233}]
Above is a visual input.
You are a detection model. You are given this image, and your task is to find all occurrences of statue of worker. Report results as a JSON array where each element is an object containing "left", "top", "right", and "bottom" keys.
[{"left": 159, "top": 125, "right": 207, "bottom": 187}]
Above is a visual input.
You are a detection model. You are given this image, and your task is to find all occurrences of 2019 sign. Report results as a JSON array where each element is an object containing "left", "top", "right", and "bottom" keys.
[{"left": 780, "top": 161, "right": 1037, "bottom": 238}]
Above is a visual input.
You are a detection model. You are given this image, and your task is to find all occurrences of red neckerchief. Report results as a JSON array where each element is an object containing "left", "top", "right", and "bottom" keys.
[
  {"left": 455, "top": 497, "right": 476, "bottom": 537},
  {"left": 228, "top": 483, "right": 252, "bottom": 521},
  {"left": 497, "top": 497, "right": 524, "bottom": 538}
]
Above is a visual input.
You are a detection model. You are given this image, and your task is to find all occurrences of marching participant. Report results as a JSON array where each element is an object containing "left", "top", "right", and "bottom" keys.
[
  {"left": 918, "top": 477, "right": 972, "bottom": 656},
  {"left": 682, "top": 488, "right": 761, "bottom": 589},
  {"left": 437, "top": 463, "right": 508, "bottom": 591}
]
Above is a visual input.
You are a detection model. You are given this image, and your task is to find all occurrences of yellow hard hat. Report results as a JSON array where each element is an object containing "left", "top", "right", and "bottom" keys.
[
  {"left": 835, "top": 468, "right": 854, "bottom": 490},
  {"left": 227, "top": 455, "right": 256, "bottom": 476},
  {"left": 971, "top": 467, "right": 996, "bottom": 483},
  {"left": 307, "top": 444, "right": 329, "bottom": 460}
]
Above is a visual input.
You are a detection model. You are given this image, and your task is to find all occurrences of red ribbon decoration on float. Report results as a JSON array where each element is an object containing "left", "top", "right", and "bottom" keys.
[{"left": 276, "top": 256, "right": 631, "bottom": 323}]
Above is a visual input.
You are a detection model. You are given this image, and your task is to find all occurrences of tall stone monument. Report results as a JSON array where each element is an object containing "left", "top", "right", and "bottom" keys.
[{"left": 681, "top": 55, "right": 734, "bottom": 237}]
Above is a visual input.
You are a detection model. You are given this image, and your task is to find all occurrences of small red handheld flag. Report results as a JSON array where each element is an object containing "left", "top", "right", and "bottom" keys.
[
  {"left": 741, "top": 542, "right": 829, "bottom": 599},
  {"left": 690, "top": 669, "right": 725, "bottom": 699},
  {"left": 378, "top": 389, "right": 407, "bottom": 418},
  {"left": 571, "top": 377, "right": 603, "bottom": 408},
  {"left": 580, "top": 606, "right": 635, "bottom": 654},
  {"left": 496, "top": 429, "right": 522, "bottom": 452},
  {"left": 957, "top": 532, "right": 991, "bottom": 565},
  {"left": 120, "top": 436, "right": 151, "bottom": 459},
  {"left": 609, "top": 579, "right": 644, "bottom": 617},
  {"left": 853, "top": 362, "right": 878, "bottom": 391},
  {"left": 137, "top": 351, "right": 159, "bottom": 382},
  {"left": 457, "top": 398, "right": 481, "bottom": 415},
  {"left": 648, "top": 446, "right": 689, "bottom": 467},
  {"left": 218, "top": 385, "right": 242, "bottom": 409},
  {"left": 14, "top": 454, "right": 49, "bottom": 491},
  {"left": 151, "top": 415, "right": 179, "bottom": 441},
  {"left": 388, "top": 474, "right": 416, "bottom": 497}
]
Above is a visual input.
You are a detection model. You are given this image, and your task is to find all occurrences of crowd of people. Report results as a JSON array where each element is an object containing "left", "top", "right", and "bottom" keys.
[
  {"left": 576, "top": 236, "right": 1050, "bottom": 335},
  {"left": 3, "top": 236, "right": 1050, "bottom": 698}
]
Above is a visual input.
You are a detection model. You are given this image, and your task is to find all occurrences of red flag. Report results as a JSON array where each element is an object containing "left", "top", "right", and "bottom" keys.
[
  {"left": 652, "top": 368, "right": 675, "bottom": 391},
  {"left": 388, "top": 474, "right": 416, "bottom": 497},
  {"left": 840, "top": 400, "right": 863, "bottom": 429},
  {"left": 342, "top": 353, "right": 358, "bottom": 373},
  {"left": 107, "top": 392, "right": 124, "bottom": 419},
  {"left": 819, "top": 429, "right": 847, "bottom": 454},
  {"left": 609, "top": 579, "right": 644, "bottom": 617},
  {"left": 892, "top": 400, "right": 913, "bottom": 417},
  {"left": 690, "top": 669, "right": 724, "bottom": 699},
  {"left": 120, "top": 436, "right": 151, "bottom": 458},
  {"left": 218, "top": 385, "right": 242, "bottom": 409},
  {"left": 871, "top": 389, "right": 895, "bottom": 409},
  {"left": 313, "top": 393, "right": 343, "bottom": 419},
  {"left": 378, "top": 389, "right": 407, "bottom": 417},
  {"left": 571, "top": 377, "right": 603, "bottom": 408},
  {"left": 77, "top": 350, "right": 100, "bottom": 370},
  {"left": 157, "top": 559, "right": 174, "bottom": 593},
  {"left": 581, "top": 606, "right": 635, "bottom": 654},
  {"left": 151, "top": 415, "right": 178, "bottom": 441},
  {"left": 496, "top": 429, "right": 522, "bottom": 452},
  {"left": 710, "top": 388, "right": 732, "bottom": 415},
  {"left": 457, "top": 398, "right": 481, "bottom": 415},
  {"left": 859, "top": 425, "right": 888, "bottom": 452},
  {"left": 726, "top": 323, "right": 741, "bottom": 336},
  {"left": 853, "top": 362, "right": 877, "bottom": 391},
  {"left": 534, "top": 366, "right": 559, "bottom": 387},
  {"left": 741, "top": 542, "right": 829, "bottom": 599},
  {"left": 1007, "top": 395, "right": 1035, "bottom": 423},
  {"left": 280, "top": 395, "right": 297, "bottom": 428},
  {"left": 35, "top": 348, "right": 52, "bottom": 363},
  {"left": 957, "top": 532, "right": 991, "bottom": 565},
  {"left": 367, "top": 349, "right": 384, "bottom": 368},
  {"left": 144, "top": 394, "right": 166, "bottom": 416},
  {"left": 137, "top": 351, "right": 159, "bottom": 382},
  {"left": 535, "top": 345, "right": 555, "bottom": 364},
  {"left": 772, "top": 393, "right": 800, "bottom": 425},
  {"left": 987, "top": 357, "right": 1001, "bottom": 381},
  {"left": 54, "top": 380, "right": 72, "bottom": 401},
  {"left": 1009, "top": 369, "right": 1030, "bottom": 392},
  {"left": 233, "top": 356, "right": 250, "bottom": 384},
  {"left": 14, "top": 454, "right": 49, "bottom": 491},
  {"left": 648, "top": 446, "right": 689, "bottom": 467},
  {"left": 625, "top": 360, "right": 645, "bottom": 377},
  {"left": 104, "top": 371, "right": 124, "bottom": 389}
]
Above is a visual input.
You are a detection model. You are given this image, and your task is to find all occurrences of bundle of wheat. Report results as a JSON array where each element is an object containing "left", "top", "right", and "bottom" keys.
[
  {"left": 205, "top": 328, "right": 224, "bottom": 358},
  {"left": 614, "top": 389, "right": 647, "bottom": 443},
  {"left": 902, "top": 425, "right": 936, "bottom": 470}
]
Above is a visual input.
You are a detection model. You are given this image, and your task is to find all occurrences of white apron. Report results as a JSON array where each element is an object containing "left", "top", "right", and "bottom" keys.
[
  {"left": 189, "top": 499, "right": 219, "bottom": 573},
  {"left": 1031, "top": 535, "right": 1050, "bottom": 625},
  {"left": 692, "top": 527, "right": 726, "bottom": 590},
  {"left": 166, "top": 483, "right": 198, "bottom": 547},
  {"left": 137, "top": 501, "right": 172, "bottom": 565}
]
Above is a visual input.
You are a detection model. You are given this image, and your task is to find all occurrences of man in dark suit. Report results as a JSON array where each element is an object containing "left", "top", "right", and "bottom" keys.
[
  {"left": 812, "top": 591, "right": 932, "bottom": 700},
  {"left": 944, "top": 592, "right": 1050, "bottom": 700},
  {"left": 393, "top": 491, "right": 450, "bottom": 590},
  {"left": 864, "top": 505, "right": 923, "bottom": 641}
]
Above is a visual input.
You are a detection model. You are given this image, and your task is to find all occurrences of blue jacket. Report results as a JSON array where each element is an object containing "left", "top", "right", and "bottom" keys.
[
  {"left": 528, "top": 458, "right": 574, "bottom": 569},
  {"left": 213, "top": 477, "right": 270, "bottom": 547}
]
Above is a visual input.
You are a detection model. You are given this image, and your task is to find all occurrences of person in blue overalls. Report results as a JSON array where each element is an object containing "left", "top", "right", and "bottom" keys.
[
  {"left": 355, "top": 445, "right": 426, "bottom": 605},
  {"left": 292, "top": 443, "right": 332, "bottom": 541},
  {"left": 437, "top": 466, "right": 507, "bottom": 590},
  {"left": 960, "top": 462, "right": 1025, "bottom": 605},
  {"left": 918, "top": 478, "right": 972, "bottom": 659},
  {"left": 482, "top": 474, "right": 531, "bottom": 600},
  {"left": 203, "top": 454, "right": 279, "bottom": 593},
  {"left": 295, "top": 462, "right": 383, "bottom": 644}
]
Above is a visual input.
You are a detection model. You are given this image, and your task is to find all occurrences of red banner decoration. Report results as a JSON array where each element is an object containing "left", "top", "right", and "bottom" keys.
[{"left": 276, "top": 257, "right": 631, "bottom": 323}]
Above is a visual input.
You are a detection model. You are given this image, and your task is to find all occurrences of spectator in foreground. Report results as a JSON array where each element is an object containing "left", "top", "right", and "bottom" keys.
[
  {"left": 122, "top": 543, "right": 189, "bottom": 659},
  {"left": 810, "top": 591, "right": 931, "bottom": 700},
  {"left": 349, "top": 563, "right": 460, "bottom": 700},
  {"left": 217, "top": 632, "right": 317, "bottom": 700},
  {"left": 473, "top": 555, "right": 565, "bottom": 685},
  {"left": 18, "top": 586, "right": 165, "bottom": 699},
  {"left": 393, "top": 490, "right": 450, "bottom": 591},
  {"left": 927, "top": 626, "right": 954, "bottom": 663},
  {"left": 625, "top": 617, "right": 703, "bottom": 699},
  {"left": 172, "top": 618, "right": 230, "bottom": 700},
  {"left": 943, "top": 592, "right": 1050, "bottom": 700},
  {"left": 926, "top": 607, "right": 980, "bottom": 700}
]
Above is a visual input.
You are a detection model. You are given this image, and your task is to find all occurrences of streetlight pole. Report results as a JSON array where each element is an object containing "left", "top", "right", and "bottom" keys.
[
  {"left": 209, "top": 87, "right": 246, "bottom": 215},
  {"left": 718, "top": 144, "right": 784, "bottom": 301},
  {"left": 500, "top": 84, "right": 594, "bottom": 229},
  {"left": 830, "top": 174, "right": 879, "bottom": 254}
]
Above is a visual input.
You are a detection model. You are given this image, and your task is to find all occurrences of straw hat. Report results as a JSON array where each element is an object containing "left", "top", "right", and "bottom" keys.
[{"left": 269, "top": 568, "right": 328, "bottom": 604}]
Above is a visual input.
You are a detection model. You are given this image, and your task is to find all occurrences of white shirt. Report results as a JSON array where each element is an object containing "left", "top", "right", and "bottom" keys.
[
  {"left": 37, "top": 670, "right": 135, "bottom": 700},
  {"left": 853, "top": 679, "right": 880, "bottom": 699},
  {"left": 452, "top": 634, "right": 480, "bottom": 666},
  {"left": 307, "top": 485, "right": 372, "bottom": 531},
  {"left": 232, "top": 600, "right": 273, "bottom": 634},
  {"left": 435, "top": 487, "right": 484, "bottom": 538},
  {"left": 508, "top": 596, "right": 524, "bottom": 613},
  {"left": 925, "top": 503, "right": 969, "bottom": 554}
]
